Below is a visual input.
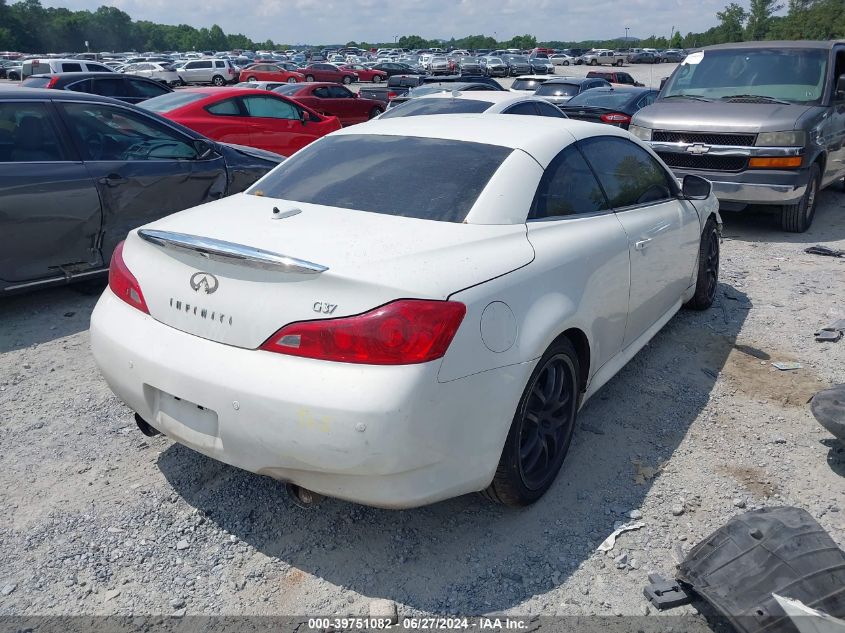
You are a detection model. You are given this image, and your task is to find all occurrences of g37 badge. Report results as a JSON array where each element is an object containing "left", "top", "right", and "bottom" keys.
[{"left": 313, "top": 302, "right": 338, "bottom": 314}]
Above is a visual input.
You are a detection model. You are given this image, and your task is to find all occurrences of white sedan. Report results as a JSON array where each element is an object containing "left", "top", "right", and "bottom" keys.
[
  {"left": 122, "top": 62, "right": 182, "bottom": 87},
  {"left": 91, "top": 115, "right": 721, "bottom": 509},
  {"left": 378, "top": 91, "right": 568, "bottom": 119}
]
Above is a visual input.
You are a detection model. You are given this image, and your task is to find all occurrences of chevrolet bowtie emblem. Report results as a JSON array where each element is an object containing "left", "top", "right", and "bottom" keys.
[{"left": 686, "top": 144, "right": 711, "bottom": 155}]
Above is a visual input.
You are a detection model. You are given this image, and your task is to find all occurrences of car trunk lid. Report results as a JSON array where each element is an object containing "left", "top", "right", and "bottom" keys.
[{"left": 123, "top": 193, "right": 533, "bottom": 349}]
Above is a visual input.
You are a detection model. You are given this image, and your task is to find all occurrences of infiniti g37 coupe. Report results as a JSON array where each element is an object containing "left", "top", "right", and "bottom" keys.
[{"left": 91, "top": 115, "right": 721, "bottom": 509}]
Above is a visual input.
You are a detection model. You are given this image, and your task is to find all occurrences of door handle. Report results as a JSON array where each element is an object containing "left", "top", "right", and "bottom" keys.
[
  {"left": 635, "top": 238, "right": 653, "bottom": 250},
  {"left": 98, "top": 174, "right": 127, "bottom": 186}
]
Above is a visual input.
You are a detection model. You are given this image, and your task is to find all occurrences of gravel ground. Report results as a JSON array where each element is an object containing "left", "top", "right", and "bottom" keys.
[{"left": 1, "top": 102, "right": 843, "bottom": 627}]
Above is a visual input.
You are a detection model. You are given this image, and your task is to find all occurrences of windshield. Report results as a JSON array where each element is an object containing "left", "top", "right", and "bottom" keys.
[
  {"left": 566, "top": 90, "right": 633, "bottom": 107},
  {"left": 140, "top": 91, "right": 207, "bottom": 113},
  {"left": 511, "top": 79, "right": 546, "bottom": 91},
  {"left": 379, "top": 98, "right": 494, "bottom": 118},
  {"left": 249, "top": 134, "right": 512, "bottom": 222},
  {"left": 536, "top": 83, "right": 579, "bottom": 97},
  {"left": 662, "top": 48, "right": 828, "bottom": 104}
]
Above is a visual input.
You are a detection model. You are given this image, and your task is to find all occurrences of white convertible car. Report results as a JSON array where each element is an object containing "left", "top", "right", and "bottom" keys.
[{"left": 91, "top": 114, "right": 721, "bottom": 509}]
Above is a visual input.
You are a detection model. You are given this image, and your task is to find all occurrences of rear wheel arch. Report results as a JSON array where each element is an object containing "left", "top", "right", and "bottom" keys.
[{"left": 552, "top": 328, "right": 590, "bottom": 393}]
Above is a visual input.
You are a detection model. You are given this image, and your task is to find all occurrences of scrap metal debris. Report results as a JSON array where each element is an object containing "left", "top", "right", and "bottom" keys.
[
  {"left": 772, "top": 594, "right": 845, "bottom": 633},
  {"left": 811, "top": 384, "right": 845, "bottom": 445},
  {"left": 643, "top": 573, "right": 693, "bottom": 611},
  {"left": 596, "top": 521, "right": 645, "bottom": 553},
  {"left": 805, "top": 245, "right": 845, "bottom": 258},
  {"left": 772, "top": 361, "right": 802, "bottom": 371},
  {"left": 815, "top": 319, "right": 845, "bottom": 343},
  {"left": 677, "top": 507, "right": 845, "bottom": 633}
]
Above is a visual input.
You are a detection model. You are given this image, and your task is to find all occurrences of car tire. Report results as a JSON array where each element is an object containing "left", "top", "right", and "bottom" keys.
[
  {"left": 683, "top": 217, "right": 720, "bottom": 311},
  {"left": 247, "top": 76, "right": 257, "bottom": 82},
  {"left": 287, "top": 77, "right": 297, "bottom": 83},
  {"left": 481, "top": 338, "right": 581, "bottom": 507},
  {"left": 563, "top": 61, "right": 569, "bottom": 66},
  {"left": 781, "top": 163, "right": 820, "bottom": 233},
  {"left": 590, "top": 59, "right": 598, "bottom": 66},
  {"left": 211, "top": 75, "right": 225, "bottom": 86},
  {"left": 616, "top": 59, "right": 624, "bottom": 66},
  {"left": 305, "top": 75, "right": 315, "bottom": 82},
  {"left": 368, "top": 107, "right": 383, "bottom": 119},
  {"left": 342, "top": 75, "right": 352, "bottom": 85},
  {"left": 372, "top": 75, "right": 382, "bottom": 83}
]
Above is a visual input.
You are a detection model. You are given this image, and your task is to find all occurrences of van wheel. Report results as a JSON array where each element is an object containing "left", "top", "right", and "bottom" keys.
[
  {"left": 481, "top": 338, "right": 580, "bottom": 507},
  {"left": 683, "top": 217, "right": 720, "bottom": 311},
  {"left": 781, "top": 164, "right": 820, "bottom": 233},
  {"left": 211, "top": 75, "right": 225, "bottom": 86}
]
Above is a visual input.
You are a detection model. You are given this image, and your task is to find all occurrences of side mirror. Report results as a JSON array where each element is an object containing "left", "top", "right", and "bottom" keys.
[
  {"left": 194, "top": 139, "right": 217, "bottom": 160},
  {"left": 659, "top": 77, "right": 668, "bottom": 90},
  {"left": 836, "top": 74, "right": 845, "bottom": 102},
  {"left": 682, "top": 174, "right": 712, "bottom": 200},
  {"left": 300, "top": 109, "right": 308, "bottom": 125}
]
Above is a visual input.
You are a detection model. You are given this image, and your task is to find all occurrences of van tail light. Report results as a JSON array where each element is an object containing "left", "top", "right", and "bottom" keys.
[
  {"left": 108, "top": 240, "right": 149, "bottom": 314},
  {"left": 259, "top": 299, "right": 466, "bottom": 365},
  {"left": 600, "top": 112, "right": 631, "bottom": 124}
]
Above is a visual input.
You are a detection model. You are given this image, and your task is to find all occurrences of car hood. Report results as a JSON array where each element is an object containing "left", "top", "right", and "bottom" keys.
[
  {"left": 220, "top": 142, "right": 285, "bottom": 164},
  {"left": 633, "top": 99, "right": 816, "bottom": 133}
]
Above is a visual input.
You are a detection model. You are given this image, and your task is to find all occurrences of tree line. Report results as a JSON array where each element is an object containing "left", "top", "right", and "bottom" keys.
[{"left": 0, "top": 0, "right": 842, "bottom": 55}]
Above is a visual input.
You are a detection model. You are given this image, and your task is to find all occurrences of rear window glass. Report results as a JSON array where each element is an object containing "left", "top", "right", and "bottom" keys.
[
  {"left": 566, "top": 91, "right": 633, "bottom": 107},
  {"left": 536, "top": 83, "right": 579, "bottom": 97},
  {"left": 141, "top": 91, "right": 207, "bottom": 113},
  {"left": 20, "top": 76, "right": 52, "bottom": 88},
  {"left": 379, "top": 98, "right": 493, "bottom": 119},
  {"left": 249, "top": 134, "right": 512, "bottom": 222},
  {"left": 511, "top": 79, "right": 546, "bottom": 91}
]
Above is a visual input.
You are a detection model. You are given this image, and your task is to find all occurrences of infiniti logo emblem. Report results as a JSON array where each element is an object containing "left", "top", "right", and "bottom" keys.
[{"left": 190, "top": 272, "right": 219, "bottom": 294}]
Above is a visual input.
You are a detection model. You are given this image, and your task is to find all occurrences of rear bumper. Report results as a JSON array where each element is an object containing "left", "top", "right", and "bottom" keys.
[{"left": 90, "top": 290, "right": 527, "bottom": 508}]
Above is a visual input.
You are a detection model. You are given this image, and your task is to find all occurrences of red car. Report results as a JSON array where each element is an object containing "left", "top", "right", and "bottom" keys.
[
  {"left": 272, "top": 82, "right": 384, "bottom": 125},
  {"left": 339, "top": 64, "right": 387, "bottom": 83},
  {"left": 141, "top": 88, "right": 341, "bottom": 156},
  {"left": 299, "top": 63, "right": 358, "bottom": 85},
  {"left": 239, "top": 63, "right": 304, "bottom": 84}
]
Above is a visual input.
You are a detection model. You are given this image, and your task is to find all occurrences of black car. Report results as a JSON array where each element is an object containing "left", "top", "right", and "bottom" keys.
[
  {"left": 558, "top": 86, "right": 658, "bottom": 129},
  {"left": 0, "top": 88, "right": 283, "bottom": 294},
  {"left": 503, "top": 55, "right": 532, "bottom": 76},
  {"left": 371, "top": 62, "right": 425, "bottom": 77},
  {"left": 21, "top": 72, "right": 174, "bottom": 104}
]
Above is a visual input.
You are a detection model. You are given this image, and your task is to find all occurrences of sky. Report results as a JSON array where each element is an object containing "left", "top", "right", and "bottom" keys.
[{"left": 43, "top": 0, "right": 745, "bottom": 44}]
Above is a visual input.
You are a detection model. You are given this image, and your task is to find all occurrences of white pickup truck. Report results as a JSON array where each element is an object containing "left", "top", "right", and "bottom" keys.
[{"left": 581, "top": 50, "right": 627, "bottom": 67}]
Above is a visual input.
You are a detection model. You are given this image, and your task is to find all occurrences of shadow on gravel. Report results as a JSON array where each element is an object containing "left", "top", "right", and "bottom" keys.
[
  {"left": 720, "top": 188, "right": 845, "bottom": 244},
  {"left": 823, "top": 439, "right": 845, "bottom": 478},
  {"left": 0, "top": 283, "right": 102, "bottom": 354},
  {"left": 159, "top": 282, "right": 750, "bottom": 614}
]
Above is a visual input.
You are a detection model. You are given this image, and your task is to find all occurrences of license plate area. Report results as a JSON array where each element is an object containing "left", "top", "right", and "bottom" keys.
[{"left": 148, "top": 387, "right": 222, "bottom": 452}]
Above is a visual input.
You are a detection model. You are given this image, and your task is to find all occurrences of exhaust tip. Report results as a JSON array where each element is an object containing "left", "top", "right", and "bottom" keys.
[
  {"left": 285, "top": 483, "right": 323, "bottom": 509},
  {"left": 134, "top": 413, "right": 161, "bottom": 437}
]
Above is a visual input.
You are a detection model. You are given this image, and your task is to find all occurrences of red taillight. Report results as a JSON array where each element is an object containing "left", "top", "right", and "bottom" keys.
[
  {"left": 46, "top": 76, "right": 59, "bottom": 88},
  {"left": 387, "top": 91, "right": 397, "bottom": 100},
  {"left": 259, "top": 299, "right": 466, "bottom": 365},
  {"left": 600, "top": 112, "right": 631, "bottom": 124},
  {"left": 108, "top": 241, "right": 149, "bottom": 314}
]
